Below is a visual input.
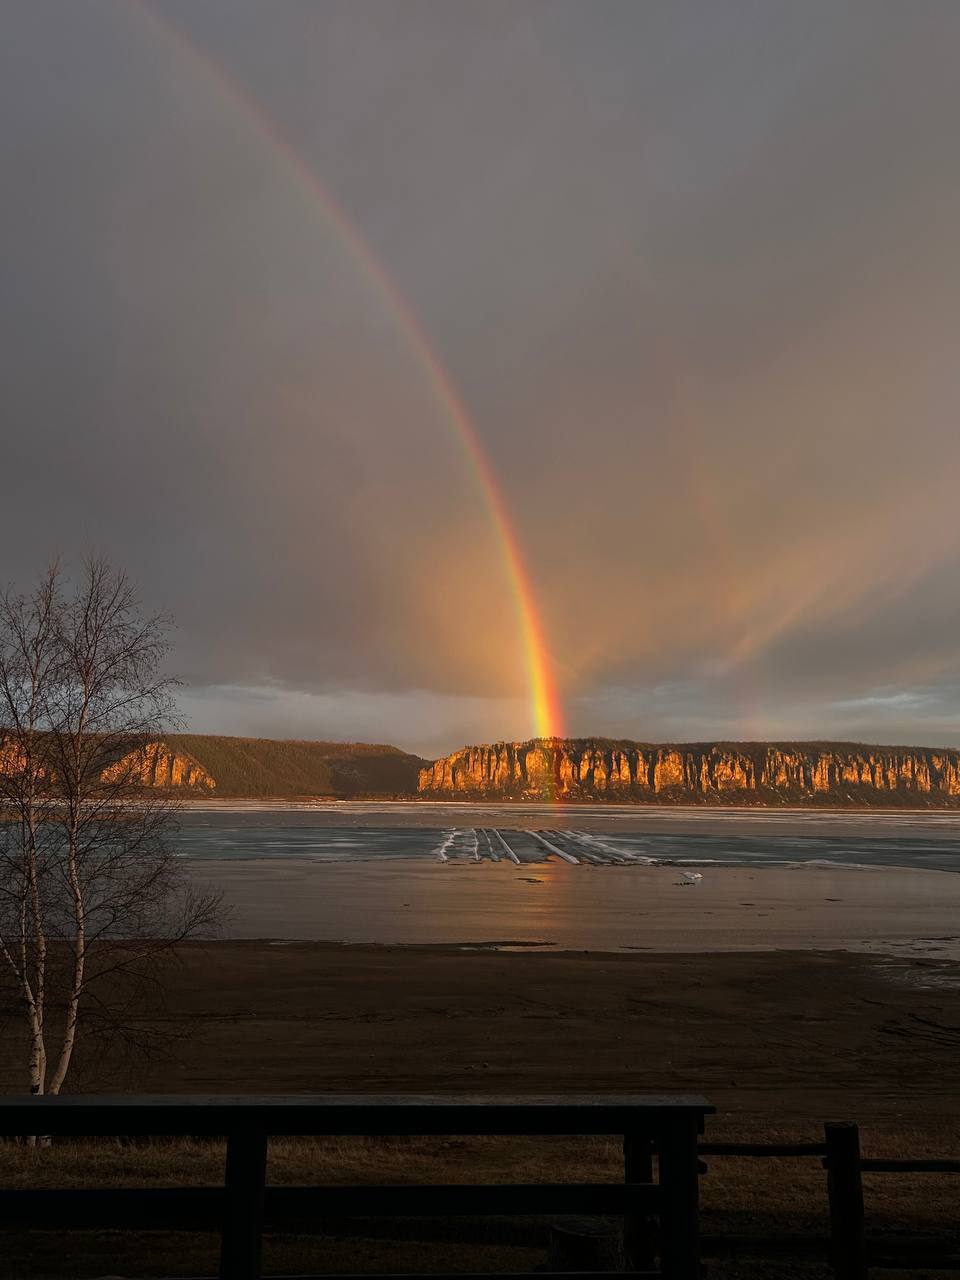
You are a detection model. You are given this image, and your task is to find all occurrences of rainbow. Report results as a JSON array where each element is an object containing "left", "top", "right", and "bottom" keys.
[{"left": 132, "top": 0, "right": 563, "bottom": 741}]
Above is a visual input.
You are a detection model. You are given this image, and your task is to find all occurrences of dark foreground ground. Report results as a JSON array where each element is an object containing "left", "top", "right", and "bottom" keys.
[
  {"left": 2, "top": 943, "right": 959, "bottom": 1277},
  {"left": 19, "top": 940, "right": 953, "bottom": 1119}
]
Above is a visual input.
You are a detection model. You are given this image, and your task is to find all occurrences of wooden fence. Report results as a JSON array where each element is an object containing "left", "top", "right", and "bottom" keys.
[
  {"left": 0, "top": 1093, "right": 713, "bottom": 1280},
  {"left": 1, "top": 1098, "right": 956, "bottom": 1278},
  {"left": 700, "top": 1120, "right": 960, "bottom": 1277}
]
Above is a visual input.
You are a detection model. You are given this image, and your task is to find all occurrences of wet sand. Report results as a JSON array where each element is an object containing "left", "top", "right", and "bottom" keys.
[{"left": 186, "top": 858, "right": 960, "bottom": 957}]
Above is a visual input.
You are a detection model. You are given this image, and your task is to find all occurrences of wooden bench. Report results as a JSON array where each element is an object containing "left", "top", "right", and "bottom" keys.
[{"left": 0, "top": 1093, "right": 713, "bottom": 1279}]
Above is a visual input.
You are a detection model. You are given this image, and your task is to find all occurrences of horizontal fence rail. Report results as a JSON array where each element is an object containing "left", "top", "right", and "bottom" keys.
[
  {"left": 860, "top": 1157, "right": 960, "bottom": 1174},
  {"left": 0, "top": 1093, "right": 714, "bottom": 1280},
  {"left": 0, "top": 1093, "right": 711, "bottom": 1137}
]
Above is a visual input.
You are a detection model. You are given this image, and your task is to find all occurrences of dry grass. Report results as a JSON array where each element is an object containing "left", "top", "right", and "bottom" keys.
[
  {"left": 0, "top": 1134, "right": 619, "bottom": 1190},
  {"left": 1, "top": 1228, "right": 539, "bottom": 1279}
]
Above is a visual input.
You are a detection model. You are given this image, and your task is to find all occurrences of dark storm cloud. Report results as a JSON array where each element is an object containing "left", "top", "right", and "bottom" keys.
[{"left": 2, "top": 0, "right": 960, "bottom": 755}]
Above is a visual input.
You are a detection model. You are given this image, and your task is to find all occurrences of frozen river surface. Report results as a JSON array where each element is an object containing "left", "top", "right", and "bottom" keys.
[{"left": 173, "top": 802, "right": 960, "bottom": 874}]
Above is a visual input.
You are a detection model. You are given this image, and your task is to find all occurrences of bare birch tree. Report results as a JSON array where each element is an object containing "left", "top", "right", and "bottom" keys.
[{"left": 0, "top": 560, "right": 219, "bottom": 1097}]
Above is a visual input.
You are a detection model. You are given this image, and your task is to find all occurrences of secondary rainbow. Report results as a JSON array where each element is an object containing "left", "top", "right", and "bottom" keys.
[{"left": 132, "top": 0, "right": 563, "bottom": 741}]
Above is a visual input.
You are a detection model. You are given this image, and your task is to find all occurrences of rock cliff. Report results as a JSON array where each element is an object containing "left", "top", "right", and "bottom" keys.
[
  {"left": 0, "top": 736, "right": 215, "bottom": 791},
  {"left": 102, "top": 741, "right": 216, "bottom": 790},
  {"left": 418, "top": 738, "right": 960, "bottom": 805}
]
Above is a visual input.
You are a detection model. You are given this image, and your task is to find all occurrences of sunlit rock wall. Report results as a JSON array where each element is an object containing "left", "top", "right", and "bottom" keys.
[
  {"left": 418, "top": 739, "right": 960, "bottom": 805},
  {"left": 101, "top": 741, "right": 216, "bottom": 790}
]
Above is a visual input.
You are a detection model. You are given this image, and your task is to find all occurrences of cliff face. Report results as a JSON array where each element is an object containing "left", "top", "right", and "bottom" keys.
[
  {"left": 102, "top": 741, "right": 216, "bottom": 790},
  {"left": 0, "top": 736, "right": 215, "bottom": 791},
  {"left": 418, "top": 738, "right": 960, "bottom": 805}
]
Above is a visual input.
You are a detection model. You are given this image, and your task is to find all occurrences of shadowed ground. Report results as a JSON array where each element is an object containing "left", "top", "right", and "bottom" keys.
[
  {"left": 4, "top": 942, "right": 959, "bottom": 1112},
  {"left": 1, "top": 943, "right": 959, "bottom": 1276}
]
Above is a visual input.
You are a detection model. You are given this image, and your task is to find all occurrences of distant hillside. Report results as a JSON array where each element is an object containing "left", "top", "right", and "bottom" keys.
[
  {"left": 419, "top": 737, "right": 960, "bottom": 806},
  {"left": 168, "top": 735, "right": 426, "bottom": 798}
]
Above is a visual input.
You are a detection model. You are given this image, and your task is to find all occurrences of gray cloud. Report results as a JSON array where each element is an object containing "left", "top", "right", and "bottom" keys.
[{"left": 2, "top": 0, "right": 960, "bottom": 755}]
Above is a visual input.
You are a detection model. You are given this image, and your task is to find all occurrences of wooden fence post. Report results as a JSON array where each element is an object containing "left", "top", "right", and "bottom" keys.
[
  {"left": 220, "top": 1127, "right": 268, "bottom": 1280},
  {"left": 657, "top": 1116, "right": 702, "bottom": 1280},
  {"left": 825, "top": 1121, "right": 867, "bottom": 1280},
  {"left": 624, "top": 1133, "right": 656, "bottom": 1270}
]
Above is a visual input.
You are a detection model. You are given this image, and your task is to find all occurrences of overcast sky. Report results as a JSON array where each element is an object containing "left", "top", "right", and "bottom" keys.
[{"left": 2, "top": 0, "right": 960, "bottom": 757}]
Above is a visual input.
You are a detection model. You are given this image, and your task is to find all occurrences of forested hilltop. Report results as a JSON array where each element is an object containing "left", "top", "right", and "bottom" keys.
[{"left": 162, "top": 735, "right": 427, "bottom": 798}]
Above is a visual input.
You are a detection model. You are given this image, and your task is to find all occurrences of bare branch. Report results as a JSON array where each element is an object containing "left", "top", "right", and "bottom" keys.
[{"left": 0, "top": 558, "right": 219, "bottom": 1094}]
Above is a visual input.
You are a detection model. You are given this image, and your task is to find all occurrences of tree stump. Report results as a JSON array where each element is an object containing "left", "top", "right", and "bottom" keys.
[{"left": 544, "top": 1217, "right": 625, "bottom": 1272}]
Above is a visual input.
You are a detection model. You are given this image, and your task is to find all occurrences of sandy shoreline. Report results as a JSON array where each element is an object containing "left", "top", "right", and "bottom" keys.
[{"left": 184, "top": 857, "right": 960, "bottom": 957}]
